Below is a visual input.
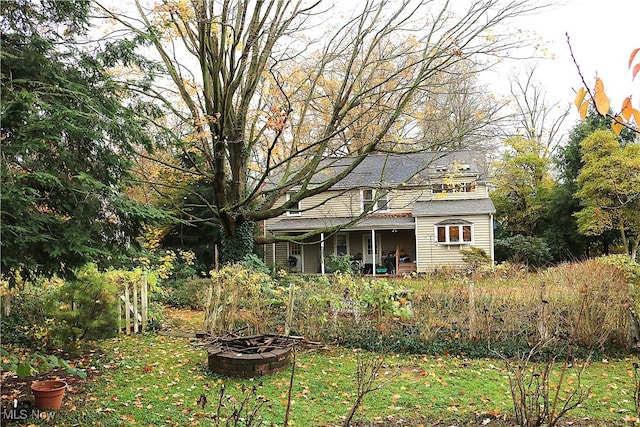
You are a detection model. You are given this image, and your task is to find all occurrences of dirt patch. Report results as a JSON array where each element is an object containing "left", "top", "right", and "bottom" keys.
[{"left": 163, "top": 307, "right": 205, "bottom": 333}]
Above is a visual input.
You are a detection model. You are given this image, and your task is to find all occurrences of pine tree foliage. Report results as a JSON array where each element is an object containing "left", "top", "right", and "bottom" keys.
[{"left": 1, "top": 0, "right": 164, "bottom": 280}]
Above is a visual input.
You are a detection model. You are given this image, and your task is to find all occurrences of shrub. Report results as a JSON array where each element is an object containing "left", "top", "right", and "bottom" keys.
[
  {"left": 325, "top": 254, "right": 354, "bottom": 274},
  {"left": 539, "top": 259, "right": 631, "bottom": 349},
  {"left": 158, "top": 277, "right": 207, "bottom": 309},
  {"left": 495, "top": 235, "right": 552, "bottom": 267},
  {"left": 241, "top": 253, "right": 272, "bottom": 275},
  {"left": 0, "top": 348, "right": 86, "bottom": 379},
  {"left": 460, "top": 246, "right": 492, "bottom": 270},
  {"left": 45, "top": 264, "right": 119, "bottom": 344},
  {"left": 1, "top": 279, "right": 57, "bottom": 349},
  {"left": 203, "top": 262, "right": 278, "bottom": 334},
  {"left": 360, "top": 278, "right": 412, "bottom": 320}
]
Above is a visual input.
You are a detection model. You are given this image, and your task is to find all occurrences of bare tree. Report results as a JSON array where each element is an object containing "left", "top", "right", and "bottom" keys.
[
  {"left": 506, "top": 65, "right": 570, "bottom": 158},
  {"left": 94, "top": 0, "right": 540, "bottom": 259}
]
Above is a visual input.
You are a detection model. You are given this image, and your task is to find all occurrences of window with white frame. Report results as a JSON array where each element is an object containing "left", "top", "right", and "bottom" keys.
[
  {"left": 286, "top": 193, "right": 301, "bottom": 216},
  {"left": 290, "top": 242, "right": 301, "bottom": 256},
  {"left": 435, "top": 220, "right": 473, "bottom": 244},
  {"left": 335, "top": 234, "right": 348, "bottom": 255},
  {"left": 432, "top": 182, "right": 476, "bottom": 193},
  {"left": 362, "top": 189, "right": 389, "bottom": 213}
]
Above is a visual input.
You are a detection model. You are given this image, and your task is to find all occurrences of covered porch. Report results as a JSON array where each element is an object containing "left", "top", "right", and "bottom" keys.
[{"left": 264, "top": 215, "right": 418, "bottom": 275}]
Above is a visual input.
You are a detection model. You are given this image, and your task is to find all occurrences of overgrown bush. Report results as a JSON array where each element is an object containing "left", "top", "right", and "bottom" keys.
[
  {"left": 360, "top": 278, "right": 412, "bottom": 320},
  {"left": 461, "top": 246, "right": 493, "bottom": 271},
  {"left": 152, "top": 256, "right": 635, "bottom": 357},
  {"left": 203, "top": 262, "right": 279, "bottom": 334},
  {"left": 495, "top": 235, "right": 552, "bottom": 267},
  {"left": 158, "top": 278, "right": 207, "bottom": 309},
  {"left": 45, "top": 263, "right": 119, "bottom": 344},
  {"left": 324, "top": 254, "right": 355, "bottom": 274},
  {"left": 310, "top": 258, "right": 633, "bottom": 355},
  {"left": 147, "top": 248, "right": 200, "bottom": 308},
  {"left": 0, "top": 278, "right": 57, "bottom": 349},
  {"left": 539, "top": 259, "right": 631, "bottom": 349},
  {"left": 241, "top": 253, "right": 272, "bottom": 275}
]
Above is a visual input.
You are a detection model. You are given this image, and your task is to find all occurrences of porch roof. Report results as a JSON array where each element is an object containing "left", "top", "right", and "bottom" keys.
[
  {"left": 267, "top": 216, "right": 416, "bottom": 232},
  {"left": 412, "top": 198, "right": 496, "bottom": 216}
]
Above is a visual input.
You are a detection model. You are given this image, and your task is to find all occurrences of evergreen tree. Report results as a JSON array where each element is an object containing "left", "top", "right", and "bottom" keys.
[
  {"left": 544, "top": 110, "right": 634, "bottom": 261},
  {"left": 1, "top": 0, "right": 163, "bottom": 281}
]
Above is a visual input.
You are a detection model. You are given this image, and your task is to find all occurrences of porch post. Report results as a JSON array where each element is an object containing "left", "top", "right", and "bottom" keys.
[
  {"left": 270, "top": 229, "right": 276, "bottom": 272},
  {"left": 413, "top": 219, "right": 418, "bottom": 272},
  {"left": 489, "top": 213, "right": 495, "bottom": 266},
  {"left": 371, "top": 229, "right": 376, "bottom": 277},
  {"left": 320, "top": 232, "right": 325, "bottom": 275},
  {"left": 272, "top": 241, "right": 276, "bottom": 270}
]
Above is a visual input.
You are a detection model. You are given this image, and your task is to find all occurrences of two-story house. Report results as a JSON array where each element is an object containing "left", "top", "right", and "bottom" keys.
[{"left": 263, "top": 150, "right": 495, "bottom": 274}]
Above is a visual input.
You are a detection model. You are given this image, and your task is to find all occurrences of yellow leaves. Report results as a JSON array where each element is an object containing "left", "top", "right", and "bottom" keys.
[
  {"left": 574, "top": 86, "right": 591, "bottom": 119},
  {"left": 634, "top": 109, "right": 640, "bottom": 130},
  {"left": 574, "top": 61, "right": 640, "bottom": 136},
  {"left": 612, "top": 116, "right": 624, "bottom": 136},
  {"left": 621, "top": 97, "right": 633, "bottom": 120},
  {"left": 573, "top": 87, "right": 587, "bottom": 110},
  {"left": 612, "top": 97, "right": 640, "bottom": 136},
  {"left": 594, "top": 77, "right": 610, "bottom": 116}
]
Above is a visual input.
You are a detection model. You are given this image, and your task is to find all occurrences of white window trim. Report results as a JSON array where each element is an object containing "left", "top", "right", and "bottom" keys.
[
  {"left": 434, "top": 223, "right": 474, "bottom": 245},
  {"left": 286, "top": 193, "right": 301, "bottom": 216},
  {"left": 288, "top": 242, "right": 302, "bottom": 271},
  {"left": 361, "top": 189, "right": 390, "bottom": 213},
  {"left": 335, "top": 233, "right": 349, "bottom": 256},
  {"left": 432, "top": 181, "right": 476, "bottom": 194}
]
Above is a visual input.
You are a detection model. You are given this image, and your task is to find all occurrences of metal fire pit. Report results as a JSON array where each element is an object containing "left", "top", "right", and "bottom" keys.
[{"left": 206, "top": 334, "right": 302, "bottom": 377}]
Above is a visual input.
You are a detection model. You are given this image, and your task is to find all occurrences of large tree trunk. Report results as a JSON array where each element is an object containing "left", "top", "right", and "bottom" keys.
[{"left": 220, "top": 220, "right": 255, "bottom": 265}]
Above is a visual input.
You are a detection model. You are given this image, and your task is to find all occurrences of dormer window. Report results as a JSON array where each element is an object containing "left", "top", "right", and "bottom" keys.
[
  {"left": 457, "top": 163, "right": 471, "bottom": 171},
  {"left": 362, "top": 189, "right": 389, "bottom": 213},
  {"left": 435, "top": 165, "right": 447, "bottom": 172},
  {"left": 286, "top": 193, "right": 301, "bottom": 216},
  {"left": 432, "top": 182, "right": 476, "bottom": 193}
]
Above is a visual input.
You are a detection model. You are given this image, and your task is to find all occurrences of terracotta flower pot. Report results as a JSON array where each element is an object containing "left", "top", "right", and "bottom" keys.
[{"left": 31, "top": 380, "right": 67, "bottom": 410}]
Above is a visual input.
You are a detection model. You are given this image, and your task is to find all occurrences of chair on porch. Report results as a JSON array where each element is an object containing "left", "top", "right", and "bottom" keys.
[
  {"left": 287, "top": 256, "right": 298, "bottom": 269},
  {"left": 383, "top": 256, "right": 396, "bottom": 274}
]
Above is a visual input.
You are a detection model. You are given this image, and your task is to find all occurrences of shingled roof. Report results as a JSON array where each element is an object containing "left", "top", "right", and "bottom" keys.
[
  {"left": 412, "top": 198, "right": 496, "bottom": 216},
  {"left": 318, "top": 150, "right": 489, "bottom": 189},
  {"left": 268, "top": 215, "right": 416, "bottom": 232},
  {"left": 269, "top": 150, "right": 489, "bottom": 190}
]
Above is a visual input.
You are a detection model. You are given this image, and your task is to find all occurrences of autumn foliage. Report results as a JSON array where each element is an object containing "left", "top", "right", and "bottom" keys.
[{"left": 573, "top": 46, "right": 640, "bottom": 136}]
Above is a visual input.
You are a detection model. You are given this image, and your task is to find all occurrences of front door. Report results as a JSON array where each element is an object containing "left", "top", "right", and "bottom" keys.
[
  {"left": 362, "top": 234, "right": 381, "bottom": 265},
  {"left": 289, "top": 242, "right": 302, "bottom": 272}
]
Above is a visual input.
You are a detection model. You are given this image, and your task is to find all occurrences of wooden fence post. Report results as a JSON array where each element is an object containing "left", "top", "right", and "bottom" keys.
[
  {"left": 124, "top": 282, "right": 131, "bottom": 335},
  {"left": 117, "top": 272, "right": 150, "bottom": 335},
  {"left": 141, "top": 272, "right": 148, "bottom": 332},
  {"left": 285, "top": 282, "right": 295, "bottom": 336},
  {"left": 469, "top": 281, "right": 476, "bottom": 339},
  {"left": 118, "top": 296, "right": 122, "bottom": 333},
  {"left": 204, "top": 245, "right": 220, "bottom": 333},
  {"left": 133, "top": 279, "right": 139, "bottom": 333}
]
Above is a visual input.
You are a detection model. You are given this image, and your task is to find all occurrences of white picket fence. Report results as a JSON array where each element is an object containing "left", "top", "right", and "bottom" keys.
[{"left": 118, "top": 274, "right": 148, "bottom": 334}]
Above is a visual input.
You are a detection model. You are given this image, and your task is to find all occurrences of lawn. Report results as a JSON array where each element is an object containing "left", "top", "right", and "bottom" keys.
[{"left": 8, "top": 308, "right": 639, "bottom": 427}]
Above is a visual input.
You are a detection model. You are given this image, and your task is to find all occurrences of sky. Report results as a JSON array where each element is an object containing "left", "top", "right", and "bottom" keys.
[
  {"left": 491, "top": 0, "right": 640, "bottom": 125},
  {"left": 103, "top": 0, "right": 638, "bottom": 140}
]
